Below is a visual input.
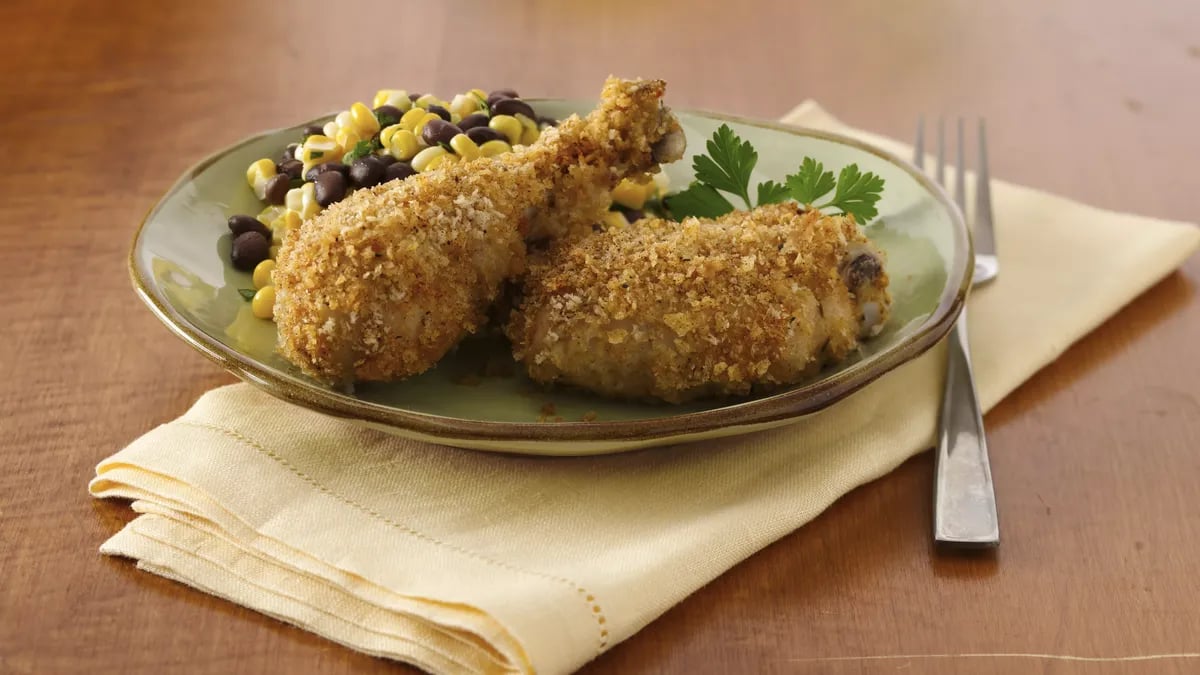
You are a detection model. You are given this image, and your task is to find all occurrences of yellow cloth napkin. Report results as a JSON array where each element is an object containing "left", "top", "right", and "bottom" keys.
[{"left": 91, "top": 103, "right": 1200, "bottom": 675}]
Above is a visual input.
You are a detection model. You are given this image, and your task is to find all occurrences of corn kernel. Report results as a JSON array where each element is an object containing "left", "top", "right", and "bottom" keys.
[
  {"left": 399, "top": 107, "right": 427, "bottom": 132},
  {"left": 468, "top": 88, "right": 487, "bottom": 101},
  {"left": 515, "top": 113, "right": 537, "bottom": 133},
  {"left": 349, "top": 102, "right": 381, "bottom": 136},
  {"left": 293, "top": 144, "right": 305, "bottom": 160},
  {"left": 515, "top": 113, "right": 539, "bottom": 145},
  {"left": 651, "top": 171, "right": 671, "bottom": 197},
  {"left": 246, "top": 159, "right": 277, "bottom": 200},
  {"left": 603, "top": 210, "right": 629, "bottom": 229},
  {"left": 391, "top": 132, "right": 420, "bottom": 160},
  {"left": 414, "top": 94, "right": 441, "bottom": 109},
  {"left": 479, "top": 140, "right": 512, "bottom": 157},
  {"left": 379, "top": 123, "right": 401, "bottom": 147},
  {"left": 335, "top": 125, "right": 364, "bottom": 152},
  {"left": 426, "top": 152, "right": 458, "bottom": 171},
  {"left": 322, "top": 121, "right": 338, "bottom": 137},
  {"left": 283, "top": 209, "right": 303, "bottom": 230},
  {"left": 300, "top": 135, "right": 342, "bottom": 173},
  {"left": 612, "top": 176, "right": 654, "bottom": 210},
  {"left": 448, "top": 134, "right": 481, "bottom": 161},
  {"left": 488, "top": 115, "right": 523, "bottom": 145},
  {"left": 269, "top": 244, "right": 281, "bottom": 259},
  {"left": 449, "top": 93, "right": 482, "bottom": 118},
  {"left": 251, "top": 285, "right": 276, "bottom": 320},
  {"left": 373, "top": 89, "right": 412, "bottom": 111},
  {"left": 297, "top": 182, "right": 321, "bottom": 220},
  {"left": 284, "top": 187, "right": 302, "bottom": 213},
  {"left": 335, "top": 111, "right": 352, "bottom": 128},
  {"left": 252, "top": 260, "right": 276, "bottom": 289},
  {"left": 256, "top": 205, "right": 286, "bottom": 226},
  {"left": 411, "top": 146, "right": 448, "bottom": 172},
  {"left": 381, "top": 125, "right": 420, "bottom": 160},
  {"left": 284, "top": 183, "right": 320, "bottom": 219}
]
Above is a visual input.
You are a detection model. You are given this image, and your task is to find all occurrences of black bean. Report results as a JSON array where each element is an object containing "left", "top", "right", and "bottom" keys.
[
  {"left": 230, "top": 231, "right": 270, "bottom": 271},
  {"left": 844, "top": 253, "right": 883, "bottom": 288},
  {"left": 615, "top": 206, "right": 644, "bottom": 222},
  {"left": 421, "top": 118, "right": 462, "bottom": 147},
  {"left": 384, "top": 161, "right": 416, "bottom": 183},
  {"left": 489, "top": 88, "right": 519, "bottom": 100},
  {"left": 304, "top": 162, "right": 348, "bottom": 182},
  {"left": 302, "top": 124, "right": 325, "bottom": 138},
  {"left": 373, "top": 105, "right": 404, "bottom": 125},
  {"left": 375, "top": 154, "right": 397, "bottom": 167},
  {"left": 426, "top": 104, "right": 451, "bottom": 122},
  {"left": 280, "top": 143, "right": 300, "bottom": 164},
  {"left": 313, "top": 170, "right": 347, "bottom": 207},
  {"left": 263, "top": 174, "right": 290, "bottom": 205},
  {"left": 465, "top": 126, "right": 505, "bottom": 145},
  {"left": 457, "top": 113, "right": 489, "bottom": 131},
  {"left": 277, "top": 159, "right": 303, "bottom": 179},
  {"left": 408, "top": 92, "right": 422, "bottom": 101},
  {"left": 491, "top": 97, "right": 536, "bottom": 120},
  {"left": 348, "top": 156, "right": 384, "bottom": 189},
  {"left": 228, "top": 214, "right": 270, "bottom": 238}
]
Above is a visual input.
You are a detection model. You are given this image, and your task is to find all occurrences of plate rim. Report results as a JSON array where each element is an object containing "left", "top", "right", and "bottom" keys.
[{"left": 129, "top": 102, "right": 972, "bottom": 445}]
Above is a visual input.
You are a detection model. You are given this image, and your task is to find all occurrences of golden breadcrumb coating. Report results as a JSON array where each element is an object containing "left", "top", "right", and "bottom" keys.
[
  {"left": 273, "top": 77, "right": 683, "bottom": 384},
  {"left": 507, "top": 204, "right": 892, "bottom": 403},
  {"left": 528, "top": 77, "right": 685, "bottom": 242}
]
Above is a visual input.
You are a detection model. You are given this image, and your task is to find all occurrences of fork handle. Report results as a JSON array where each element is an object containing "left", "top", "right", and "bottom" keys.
[{"left": 933, "top": 308, "right": 1000, "bottom": 548}]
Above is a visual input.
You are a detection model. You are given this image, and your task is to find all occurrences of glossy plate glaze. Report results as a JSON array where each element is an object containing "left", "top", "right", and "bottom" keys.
[{"left": 130, "top": 100, "right": 971, "bottom": 455}]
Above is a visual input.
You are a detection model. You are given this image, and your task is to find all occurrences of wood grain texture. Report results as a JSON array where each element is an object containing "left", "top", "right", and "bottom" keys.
[{"left": 2, "top": 0, "right": 1198, "bottom": 673}]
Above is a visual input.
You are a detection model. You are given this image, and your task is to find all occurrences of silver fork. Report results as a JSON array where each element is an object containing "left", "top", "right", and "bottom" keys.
[{"left": 914, "top": 118, "right": 1000, "bottom": 549}]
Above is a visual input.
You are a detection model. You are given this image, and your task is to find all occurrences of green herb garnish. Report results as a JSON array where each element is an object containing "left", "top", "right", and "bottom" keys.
[
  {"left": 310, "top": 150, "right": 325, "bottom": 159},
  {"left": 470, "top": 92, "right": 490, "bottom": 116},
  {"left": 664, "top": 124, "right": 885, "bottom": 223},
  {"left": 376, "top": 114, "right": 398, "bottom": 128},
  {"left": 693, "top": 124, "right": 759, "bottom": 209},
  {"left": 237, "top": 288, "right": 256, "bottom": 301},
  {"left": 787, "top": 158, "right": 886, "bottom": 222},
  {"left": 664, "top": 183, "right": 733, "bottom": 219},
  {"left": 755, "top": 180, "right": 790, "bottom": 205},
  {"left": 342, "top": 138, "right": 383, "bottom": 164},
  {"left": 785, "top": 157, "right": 837, "bottom": 204}
]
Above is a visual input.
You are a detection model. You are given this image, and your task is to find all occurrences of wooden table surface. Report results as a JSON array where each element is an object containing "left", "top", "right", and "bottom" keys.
[{"left": 3, "top": 1, "right": 1198, "bottom": 673}]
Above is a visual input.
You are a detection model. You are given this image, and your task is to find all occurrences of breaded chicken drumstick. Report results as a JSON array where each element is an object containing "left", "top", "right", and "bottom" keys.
[
  {"left": 507, "top": 204, "right": 891, "bottom": 403},
  {"left": 274, "top": 77, "right": 684, "bottom": 384}
]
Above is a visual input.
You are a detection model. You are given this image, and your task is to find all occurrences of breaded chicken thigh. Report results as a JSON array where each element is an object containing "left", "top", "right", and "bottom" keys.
[
  {"left": 273, "top": 77, "right": 684, "bottom": 384},
  {"left": 507, "top": 204, "right": 890, "bottom": 403}
]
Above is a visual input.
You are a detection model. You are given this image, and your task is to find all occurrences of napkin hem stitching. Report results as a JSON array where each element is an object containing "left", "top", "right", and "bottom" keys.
[
  {"left": 178, "top": 419, "right": 612, "bottom": 654},
  {"left": 121, "top": 518, "right": 478, "bottom": 673}
]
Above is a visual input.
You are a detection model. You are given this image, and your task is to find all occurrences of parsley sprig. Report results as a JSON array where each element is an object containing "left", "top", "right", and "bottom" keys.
[
  {"left": 665, "top": 124, "right": 885, "bottom": 223},
  {"left": 343, "top": 138, "right": 383, "bottom": 164}
]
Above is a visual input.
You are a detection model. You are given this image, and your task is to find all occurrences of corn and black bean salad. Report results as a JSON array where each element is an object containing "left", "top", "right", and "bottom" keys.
[{"left": 227, "top": 87, "right": 667, "bottom": 321}]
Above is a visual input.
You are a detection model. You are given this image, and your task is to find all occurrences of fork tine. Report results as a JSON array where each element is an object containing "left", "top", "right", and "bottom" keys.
[
  {"left": 973, "top": 119, "right": 997, "bottom": 257},
  {"left": 954, "top": 118, "right": 966, "bottom": 215},
  {"left": 936, "top": 118, "right": 945, "bottom": 187},
  {"left": 913, "top": 117, "right": 925, "bottom": 169}
]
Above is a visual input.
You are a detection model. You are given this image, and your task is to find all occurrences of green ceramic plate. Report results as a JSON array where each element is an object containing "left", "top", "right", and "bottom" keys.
[{"left": 130, "top": 100, "right": 970, "bottom": 455}]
